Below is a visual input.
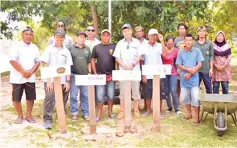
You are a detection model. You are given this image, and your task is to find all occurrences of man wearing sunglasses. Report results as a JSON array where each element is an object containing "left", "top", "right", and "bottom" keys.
[
  {"left": 113, "top": 24, "right": 144, "bottom": 119},
  {"left": 48, "top": 21, "right": 74, "bottom": 49},
  {"left": 85, "top": 26, "right": 101, "bottom": 53}
]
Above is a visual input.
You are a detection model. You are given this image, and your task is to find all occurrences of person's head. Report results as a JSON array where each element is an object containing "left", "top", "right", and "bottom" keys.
[
  {"left": 134, "top": 26, "right": 145, "bottom": 39},
  {"left": 215, "top": 31, "right": 226, "bottom": 44},
  {"left": 197, "top": 26, "right": 207, "bottom": 39},
  {"left": 54, "top": 29, "right": 66, "bottom": 47},
  {"left": 177, "top": 23, "right": 188, "bottom": 36},
  {"left": 101, "top": 29, "right": 111, "bottom": 44},
  {"left": 77, "top": 32, "right": 87, "bottom": 45},
  {"left": 184, "top": 33, "right": 194, "bottom": 50},
  {"left": 22, "top": 26, "right": 34, "bottom": 44},
  {"left": 148, "top": 28, "right": 159, "bottom": 45},
  {"left": 56, "top": 21, "right": 66, "bottom": 32},
  {"left": 86, "top": 26, "right": 96, "bottom": 39},
  {"left": 122, "top": 24, "right": 133, "bottom": 40},
  {"left": 165, "top": 35, "right": 175, "bottom": 49}
]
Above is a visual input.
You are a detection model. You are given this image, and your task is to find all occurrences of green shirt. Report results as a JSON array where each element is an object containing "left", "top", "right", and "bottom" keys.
[
  {"left": 68, "top": 44, "right": 91, "bottom": 75},
  {"left": 194, "top": 40, "right": 214, "bottom": 72}
]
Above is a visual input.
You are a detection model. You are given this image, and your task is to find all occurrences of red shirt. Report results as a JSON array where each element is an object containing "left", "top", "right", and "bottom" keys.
[{"left": 162, "top": 48, "right": 179, "bottom": 75}]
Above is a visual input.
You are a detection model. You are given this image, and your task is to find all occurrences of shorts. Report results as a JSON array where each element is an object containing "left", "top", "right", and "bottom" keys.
[
  {"left": 96, "top": 81, "right": 115, "bottom": 103},
  {"left": 141, "top": 79, "right": 168, "bottom": 100},
  {"left": 119, "top": 81, "right": 140, "bottom": 100},
  {"left": 181, "top": 87, "right": 200, "bottom": 107},
  {"left": 12, "top": 83, "right": 36, "bottom": 102}
]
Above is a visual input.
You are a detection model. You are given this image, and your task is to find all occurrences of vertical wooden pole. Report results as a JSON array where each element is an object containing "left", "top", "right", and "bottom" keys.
[
  {"left": 54, "top": 77, "right": 67, "bottom": 134},
  {"left": 124, "top": 81, "right": 132, "bottom": 131},
  {"left": 152, "top": 75, "right": 161, "bottom": 132},
  {"left": 88, "top": 85, "right": 96, "bottom": 134}
]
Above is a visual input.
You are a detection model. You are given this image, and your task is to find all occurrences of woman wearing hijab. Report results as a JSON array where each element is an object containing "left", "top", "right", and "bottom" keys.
[{"left": 212, "top": 31, "right": 232, "bottom": 94}]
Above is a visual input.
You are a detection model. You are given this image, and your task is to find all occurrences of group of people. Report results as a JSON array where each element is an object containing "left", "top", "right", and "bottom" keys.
[{"left": 9, "top": 21, "right": 232, "bottom": 129}]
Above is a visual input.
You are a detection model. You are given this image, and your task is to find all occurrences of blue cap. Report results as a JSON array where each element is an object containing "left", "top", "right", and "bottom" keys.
[
  {"left": 22, "top": 26, "right": 33, "bottom": 33},
  {"left": 122, "top": 24, "right": 132, "bottom": 30},
  {"left": 55, "top": 29, "right": 66, "bottom": 36}
]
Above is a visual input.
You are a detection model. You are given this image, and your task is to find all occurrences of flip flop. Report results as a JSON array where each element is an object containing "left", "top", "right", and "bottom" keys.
[
  {"left": 96, "top": 117, "right": 101, "bottom": 122},
  {"left": 117, "top": 112, "right": 124, "bottom": 119},
  {"left": 84, "top": 115, "right": 90, "bottom": 121},
  {"left": 108, "top": 114, "right": 116, "bottom": 119},
  {"left": 134, "top": 110, "right": 141, "bottom": 118},
  {"left": 14, "top": 117, "right": 23, "bottom": 124},
  {"left": 192, "top": 121, "right": 201, "bottom": 126},
  {"left": 25, "top": 118, "right": 36, "bottom": 123},
  {"left": 142, "top": 111, "right": 152, "bottom": 117},
  {"left": 182, "top": 116, "right": 192, "bottom": 120}
]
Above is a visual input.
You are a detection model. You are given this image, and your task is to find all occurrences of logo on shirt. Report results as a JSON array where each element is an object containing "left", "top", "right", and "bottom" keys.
[
  {"left": 57, "top": 67, "right": 66, "bottom": 74},
  {"left": 109, "top": 49, "right": 113, "bottom": 55}
]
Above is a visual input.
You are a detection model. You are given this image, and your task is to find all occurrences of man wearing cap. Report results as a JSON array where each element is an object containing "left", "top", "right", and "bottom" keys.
[
  {"left": 48, "top": 21, "right": 74, "bottom": 49},
  {"left": 194, "top": 26, "right": 214, "bottom": 94},
  {"left": 85, "top": 26, "right": 101, "bottom": 53},
  {"left": 41, "top": 29, "right": 73, "bottom": 129},
  {"left": 134, "top": 26, "right": 148, "bottom": 45},
  {"left": 141, "top": 28, "right": 166, "bottom": 117},
  {"left": 113, "top": 24, "right": 144, "bottom": 119},
  {"left": 91, "top": 29, "right": 116, "bottom": 121},
  {"left": 68, "top": 31, "right": 91, "bottom": 121},
  {"left": 9, "top": 26, "right": 40, "bottom": 124}
]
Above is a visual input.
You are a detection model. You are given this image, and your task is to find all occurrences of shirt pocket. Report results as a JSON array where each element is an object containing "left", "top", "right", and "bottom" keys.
[{"left": 59, "top": 53, "right": 67, "bottom": 65}]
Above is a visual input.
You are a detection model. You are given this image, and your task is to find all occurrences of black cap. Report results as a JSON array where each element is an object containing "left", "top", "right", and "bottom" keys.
[
  {"left": 77, "top": 31, "right": 87, "bottom": 37},
  {"left": 22, "top": 26, "right": 33, "bottom": 33},
  {"left": 55, "top": 29, "right": 66, "bottom": 36}
]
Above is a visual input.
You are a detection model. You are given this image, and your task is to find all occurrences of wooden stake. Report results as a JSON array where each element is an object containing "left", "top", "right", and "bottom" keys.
[
  {"left": 88, "top": 85, "right": 96, "bottom": 134},
  {"left": 152, "top": 75, "right": 161, "bottom": 132},
  {"left": 124, "top": 81, "right": 132, "bottom": 131},
  {"left": 53, "top": 77, "right": 67, "bottom": 134}
]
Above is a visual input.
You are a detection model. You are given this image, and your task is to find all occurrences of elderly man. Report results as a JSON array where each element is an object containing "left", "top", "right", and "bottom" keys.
[
  {"left": 9, "top": 26, "right": 40, "bottom": 124},
  {"left": 85, "top": 26, "right": 101, "bottom": 53},
  {"left": 113, "top": 24, "right": 144, "bottom": 119}
]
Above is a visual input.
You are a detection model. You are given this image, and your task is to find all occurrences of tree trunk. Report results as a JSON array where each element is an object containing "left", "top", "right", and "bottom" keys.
[{"left": 90, "top": 5, "right": 99, "bottom": 39}]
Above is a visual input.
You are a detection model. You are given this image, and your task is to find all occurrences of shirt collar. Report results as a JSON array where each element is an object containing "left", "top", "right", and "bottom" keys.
[
  {"left": 74, "top": 43, "right": 85, "bottom": 49},
  {"left": 148, "top": 42, "right": 158, "bottom": 47},
  {"left": 123, "top": 37, "right": 135, "bottom": 43},
  {"left": 21, "top": 40, "right": 32, "bottom": 47}
]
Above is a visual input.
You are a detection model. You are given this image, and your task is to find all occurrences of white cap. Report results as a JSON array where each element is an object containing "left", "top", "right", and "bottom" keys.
[{"left": 148, "top": 28, "right": 159, "bottom": 36}]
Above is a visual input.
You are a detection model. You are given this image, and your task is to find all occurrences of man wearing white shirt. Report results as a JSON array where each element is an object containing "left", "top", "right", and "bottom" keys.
[
  {"left": 113, "top": 24, "right": 144, "bottom": 119},
  {"left": 141, "top": 29, "right": 166, "bottom": 117},
  {"left": 85, "top": 26, "right": 101, "bottom": 53},
  {"left": 134, "top": 26, "right": 148, "bottom": 45},
  {"left": 9, "top": 26, "right": 40, "bottom": 124},
  {"left": 41, "top": 29, "right": 73, "bottom": 129}
]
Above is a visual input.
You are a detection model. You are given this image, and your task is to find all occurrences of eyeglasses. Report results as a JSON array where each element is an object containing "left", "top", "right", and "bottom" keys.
[{"left": 87, "top": 29, "right": 95, "bottom": 32}]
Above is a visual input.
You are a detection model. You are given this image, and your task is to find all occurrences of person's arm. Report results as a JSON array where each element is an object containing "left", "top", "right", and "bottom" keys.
[
  {"left": 113, "top": 42, "right": 127, "bottom": 69},
  {"left": 158, "top": 34, "right": 166, "bottom": 56},
  {"left": 131, "top": 55, "right": 142, "bottom": 67},
  {"left": 91, "top": 58, "right": 97, "bottom": 74},
  {"left": 209, "top": 42, "right": 214, "bottom": 76}
]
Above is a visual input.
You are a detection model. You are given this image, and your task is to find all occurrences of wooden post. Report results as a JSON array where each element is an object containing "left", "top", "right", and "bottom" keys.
[
  {"left": 88, "top": 85, "right": 96, "bottom": 134},
  {"left": 152, "top": 75, "right": 161, "bottom": 132},
  {"left": 124, "top": 81, "right": 132, "bottom": 132},
  {"left": 53, "top": 77, "right": 67, "bottom": 134}
]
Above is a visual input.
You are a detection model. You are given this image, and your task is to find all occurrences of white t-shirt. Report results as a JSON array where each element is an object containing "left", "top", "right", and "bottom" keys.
[
  {"left": 143, "top": 42, "right": 163, "bottom": 79},
  {"left": 9, "top": 41, "right": 40, "bottom": 84},
  {"left": 85, "top": 38, "right": 101, "bottom": 53},
  {"left": 113, "top": 38, "right": 144, "bottom": 70},
  {"left": 40, "top": 45, "right": 73, "bottom": 84}
]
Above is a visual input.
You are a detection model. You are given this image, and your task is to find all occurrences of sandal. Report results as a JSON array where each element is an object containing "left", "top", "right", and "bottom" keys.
[
  {"left": 84, "top": 115, "right": 90, "bottom": 121},
  {"left": 182, "top": 116, "right": 192, "bottom": 120},
  {"left": 134, "top": 109, "right": 141, "bottom": 118},
  {"left": 108, "top": 113, "right": 116, "bottom": 119},
  {"left": 142, "top": 111, "right": 152, "bottom": 117},
  {"left": 192, "top": 120, "right": 201, "bottom": 126},
  {"left": 117, "top": 112, "right": 124, "bottom": 119},
  {"left": 25, "top": 118, "right": 36, "bottom": 123},
  {"left": 14, "top": 117, "right": 23, "bottom": 124}
]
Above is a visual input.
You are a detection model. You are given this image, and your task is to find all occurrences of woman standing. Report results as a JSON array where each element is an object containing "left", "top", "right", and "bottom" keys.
[
  {"left": 162, "top": 35, "right": 181, "bottom": 114},
  {"left": 212, "top": 31, "right": 232, "bottom": 94}
]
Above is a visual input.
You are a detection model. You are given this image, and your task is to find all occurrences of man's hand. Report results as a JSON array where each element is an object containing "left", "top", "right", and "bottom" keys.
[
  {"left": 46, "top": 82, "right": 54, "bottom": 92},
  {"left": 184, "top": 73, "right": 192, "bottom": 80},
  {"left": 158, "top": 34, "right": 164, "bottom": 42},
  {"left": 22, "top": 70, "right": 32, "bottom": 78},
  {"left": 187, "top": 67, "right": 197, "bottom": 75},
  {"left": 63, "top": 82, "right": 70, "bottom": 92},
  {"left": 142, "top": 75, "right": 147, "bottom": 83},
  {"left": 124, "top": 65, "right": 133, "bottom": 70},
  {"left": 217, "top": 66, "right": 225, "bottom": 71},
  {"left": 209, "top": 68, "right": 213, "bottom": 77}
]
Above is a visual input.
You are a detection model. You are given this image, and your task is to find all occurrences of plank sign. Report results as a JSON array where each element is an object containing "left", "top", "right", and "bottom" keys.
[
  {"left": 75, "top": 74, "right": 106, "bottom": 134},
  {"left": 112, "top": 70, "right": 141, "bottom": 131},
  {"left": 41, "top": 65, "right": 71, "bottom": 134},
  {"left": 142, "top": 64, "right": 171, "bottom": 132}
]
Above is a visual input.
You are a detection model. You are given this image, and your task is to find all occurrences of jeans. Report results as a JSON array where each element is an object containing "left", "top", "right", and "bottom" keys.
[
  {"left": 70, "top": 75, "right": 89, "bottom": 116},
  {"left": 96, "top": 81, "right": 115, "bottom": 103},
  {"left": 213, "top": 81, "right": 229, "bottom": 94},
  {"left": 199, "top": 72, "right": 212, "bottom": 93},
  {"left": 43, "top": 83, "right": 69, "bottom": 122},
  {"left": 165, "top": 75, "right": 179, "bottom": 111}
]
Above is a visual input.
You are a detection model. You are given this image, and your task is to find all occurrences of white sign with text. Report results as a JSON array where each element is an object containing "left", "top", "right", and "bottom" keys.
[
  {"left": 75, "top": 74, "right": 106, "bottom": 86},
  {"left": 142, "top": 64, "right": 172, "bottom": 76},
  {"left": 112, "top": 70, "right": 141, "bottom": 81},
  {"left": 41, "top": 65, "right": 71, "bottom": 79}
]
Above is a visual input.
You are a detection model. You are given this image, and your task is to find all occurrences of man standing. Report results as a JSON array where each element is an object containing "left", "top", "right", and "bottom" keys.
[
  {"left": 48, "top": 21, "right": 74, "bottom": 49},
  {"left": 134, "top": 26, "right": 148, "bottom": 45},
  {"left": 141, "top": 29, "right": 166, "bottom": 117},
  {"left": 9, "top": 26, "right": 40, "bottom": 124},
  {"left": 41, "top": 30, "right": 73, "bottom": 129},
  {"left": 194, "top": 26, "right": 214, "bottom": 94},
  {"left": 176, "top": 33, "right": 204, "bottom": 125},
  {"left": 91, "top": 29, "right": 116, "bottom": 121},
  {"left": 85, "top": 26, "right": 101, "bottom": 53},
  {"left": 113, "top": 24, "right": 144, "bottom": 119},
  {"left": 68, "top": 31, "right": 91, "bottom": 121}
]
